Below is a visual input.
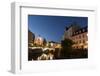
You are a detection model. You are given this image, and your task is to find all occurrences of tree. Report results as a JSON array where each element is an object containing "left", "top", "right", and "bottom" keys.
[
  {"left": 43, "top": 38, "right": 47, "bottom": 47},
  {"left": 28, "top": 30, "right": 35, "bottom": 47},
  {"left": 32, "top": 33, "right": 35, "bottom": 43},
  {"left": 60, "top": 39, "right": 74, "bottom": 59}
]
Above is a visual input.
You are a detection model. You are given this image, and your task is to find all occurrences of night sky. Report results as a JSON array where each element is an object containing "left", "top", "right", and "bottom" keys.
[{"left": 28, "top": 15, "right": 88, "bottom": 42}]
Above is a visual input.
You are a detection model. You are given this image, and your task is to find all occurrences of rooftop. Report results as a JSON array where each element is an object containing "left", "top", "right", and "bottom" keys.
[{"left": 72, "top": 26, "right": 88, "bottom": 36}]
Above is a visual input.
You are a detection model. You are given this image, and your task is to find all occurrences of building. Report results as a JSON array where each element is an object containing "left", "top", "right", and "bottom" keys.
[
  {"left": 63, "top": 23, "right": 80, "bottom": 39},
  {"left": 46, "top": 41, "right": 61, "bottom": 48},
  {"left": 63, "top": 24, "right": 88, "bottom": 49},
  {"left": 28, "top": 30, "right": 35, "bottom": 47},
  {"left": 34, "top": 35, "right": 44, "bottom": 46},
  {"left": 72, "top": 26, "right": 88, "bottom": 49}
]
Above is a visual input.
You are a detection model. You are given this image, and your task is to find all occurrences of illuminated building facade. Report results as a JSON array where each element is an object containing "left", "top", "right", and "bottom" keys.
[
  {"left": 63, "top": 25, "right": 88, "bottom": 49},
  {"left": 63, "top": 23, "right": 80, "bottom": 39},
  {"left": 72, "top": 26, "right": 88, "bottom": 49},
  {"left": 46, "top": 41, "right": 61, "bottom": 49},
  {"left": 34, "top": 35, "right": 44, "bottom": 46}
]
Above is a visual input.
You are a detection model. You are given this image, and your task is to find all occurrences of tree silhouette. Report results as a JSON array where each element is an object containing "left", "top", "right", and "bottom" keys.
[
  {"left": 43, "top": 38, "right": 47, "bottom": 47},
  {"left": 61, "top": 39, "right": 74, "bottom": 59}
]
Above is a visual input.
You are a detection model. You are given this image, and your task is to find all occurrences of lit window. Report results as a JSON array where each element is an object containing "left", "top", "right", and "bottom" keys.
[
  {"left": 79, "top": 35, "right": 81, "bottom": 39},
  {"left": 76, "top": 36, "right": 78, "bottom": 39},
  {"left": 83, "top": 40, "right": 85, "bottom": 43},
  {"left": 83, "top": 34, "right": 84, "bottom": 38},
  {"left": 87, "top": 33, "right": 88, "bottom": 36},
  {"left": 80, "top": 40, "right": 81, "bottom": 43}
]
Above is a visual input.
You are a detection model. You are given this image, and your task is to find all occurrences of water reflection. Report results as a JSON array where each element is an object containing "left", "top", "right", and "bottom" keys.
[
  {"left": 28, "top": 47, "right": 55, "bottom": 61},
  {"left": 37, "top": 53, "right": 54, "bottom": 60}
]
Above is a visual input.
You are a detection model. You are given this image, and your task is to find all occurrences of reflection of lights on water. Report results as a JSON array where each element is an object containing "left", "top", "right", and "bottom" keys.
[
  {"left": 37, "top": 53, "right": 48, "bottom": 60},
  {"left": 37, "top": 53, "right": 54, "bottom": 60},
  {"left": 30, "top": 47, "right": 55, "bottom": 60}
]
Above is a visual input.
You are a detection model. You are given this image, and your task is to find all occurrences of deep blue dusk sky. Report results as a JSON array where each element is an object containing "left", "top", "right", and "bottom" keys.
[{"left": 28, "top": 15, "right": 88, "bottom": 42}]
